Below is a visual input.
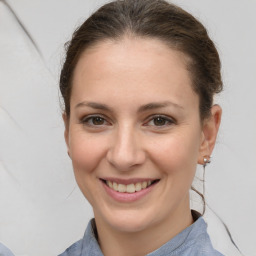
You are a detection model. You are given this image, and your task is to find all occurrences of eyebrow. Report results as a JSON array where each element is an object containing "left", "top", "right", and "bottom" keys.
[
  {"left": 75, "top": 101, "right": 112, "bottom": 111},
  {"left": 137, "top": 101, "right": 184, "bottom": 113},
  {"left": 75, "top": 101, "right": 183, "bottom": 112}
]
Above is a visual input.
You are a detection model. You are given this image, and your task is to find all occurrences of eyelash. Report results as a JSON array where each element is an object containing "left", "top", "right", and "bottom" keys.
[
  {"left": 80, "top": 115, "right": 110, "bottom": 127},
  {"left": 143, "top": 115, "right": 176, "bottom": 128},
  {"left": 80, "top": 114, "right": 176, "bottom": 128}
]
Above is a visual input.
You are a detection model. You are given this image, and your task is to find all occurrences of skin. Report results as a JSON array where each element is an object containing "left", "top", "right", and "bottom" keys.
[{"left": 63, "top": 37, "right": 222, "bottom": 256}]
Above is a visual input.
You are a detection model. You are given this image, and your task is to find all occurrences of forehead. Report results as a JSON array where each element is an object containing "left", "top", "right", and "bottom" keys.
[{"left": 71, "top": 37, "right": 198, "bottom": 111}]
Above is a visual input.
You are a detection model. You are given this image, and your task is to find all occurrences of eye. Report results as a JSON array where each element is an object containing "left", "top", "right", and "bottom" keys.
[
  {"left": 81, "top": 115, "right": 110, "bottom": 127},
  {"left": 145, "top": 115, "right": 175, "bottom": 127}
]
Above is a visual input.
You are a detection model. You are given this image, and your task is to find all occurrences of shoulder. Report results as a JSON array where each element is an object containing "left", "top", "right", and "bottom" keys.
[
  {"left": 58, "top": 219, "right": 103, "bottom": 256},
  {"left": 0, "top": 242, "right": 15, "bottom": 256},
  {"left": 184, "top": 234, "right": 224, "bottom": 256},
  {"left": 165, "top": 230, "right": 224, "bottom": 256},
  {"left": 58, "top": 239, "right": 83, "bottom": 256},
  {"left": 179, "top": 217, "right": 224, "bottom": 256},
  {"left": 147, "top": 215, "right": 224, "bottom": 256}
]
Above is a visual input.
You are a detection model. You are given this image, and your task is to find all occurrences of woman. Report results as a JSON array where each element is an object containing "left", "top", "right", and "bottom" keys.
[{"left": 59, "top": 0, "right": 223, "bottom": 255}]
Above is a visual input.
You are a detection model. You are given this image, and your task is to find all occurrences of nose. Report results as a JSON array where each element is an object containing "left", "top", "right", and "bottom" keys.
[{"left": 106, "top": 125, "right": 146, "bottom": 171}]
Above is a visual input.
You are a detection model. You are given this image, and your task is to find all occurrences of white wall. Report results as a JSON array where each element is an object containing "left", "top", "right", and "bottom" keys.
[{"left": 0, "top": 0, "right": 255, "bottom": 255}]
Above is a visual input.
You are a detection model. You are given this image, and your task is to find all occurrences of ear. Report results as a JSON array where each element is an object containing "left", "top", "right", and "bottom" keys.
[
  {"left": 198, "top": 105, "right": 222, "bottom": 165},
  {"left": 62, "top": 113, "right": 70, "bottom": 154}
]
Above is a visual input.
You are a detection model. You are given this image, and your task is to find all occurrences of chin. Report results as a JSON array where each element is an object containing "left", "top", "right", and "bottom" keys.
[{"left": 101, "top": 208, "right": 158, "bottom": 233}]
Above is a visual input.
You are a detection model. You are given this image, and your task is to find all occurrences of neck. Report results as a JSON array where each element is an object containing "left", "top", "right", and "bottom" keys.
[{"left": 94, "top": 202, "right": 193, "bottom": 256}]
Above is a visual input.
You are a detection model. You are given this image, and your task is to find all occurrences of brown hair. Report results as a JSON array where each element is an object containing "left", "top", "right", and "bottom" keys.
[{"left": 60, "top": 0, "right": 222, "bottom": 120}]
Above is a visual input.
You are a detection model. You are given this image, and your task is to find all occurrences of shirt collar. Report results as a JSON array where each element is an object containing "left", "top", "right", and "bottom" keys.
[{"left": 81, "top": 210, "right": 205, "bottom": 256}]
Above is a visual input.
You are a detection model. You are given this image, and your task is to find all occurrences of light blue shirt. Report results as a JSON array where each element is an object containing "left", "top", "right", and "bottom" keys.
[
  {"left": 59, "top": 211, "right": 224, "bottom": 256},
  {"left": 0, "top": 242, "right": 14, "bottom": 256}
]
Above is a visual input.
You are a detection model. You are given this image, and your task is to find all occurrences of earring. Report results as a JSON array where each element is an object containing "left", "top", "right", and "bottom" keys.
[{"left": 203, "top": 155, "right": 211, "bottom": 167}]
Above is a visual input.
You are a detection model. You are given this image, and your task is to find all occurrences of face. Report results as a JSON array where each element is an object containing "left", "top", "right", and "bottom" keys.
[{"left": 64, "top": 37, "right": 216, "bottom": 234}]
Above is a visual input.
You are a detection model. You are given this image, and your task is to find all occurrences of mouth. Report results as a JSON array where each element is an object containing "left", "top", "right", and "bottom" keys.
[{"left": 100, "top": 179, "right": 160, "bottom": 193}]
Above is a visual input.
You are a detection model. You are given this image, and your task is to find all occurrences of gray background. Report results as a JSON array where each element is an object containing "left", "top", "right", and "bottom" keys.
[{"left": 0, "top": 0, "right": 255, "bottom": 255}]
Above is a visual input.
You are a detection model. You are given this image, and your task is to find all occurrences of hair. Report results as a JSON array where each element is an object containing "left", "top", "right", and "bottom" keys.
[{"left": 60, "top": 0, "right": 222, "bottom": 120}]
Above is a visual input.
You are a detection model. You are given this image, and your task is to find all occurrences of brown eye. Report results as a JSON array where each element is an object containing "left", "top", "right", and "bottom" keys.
[
  {"left": 92, "top": 117, "right": 105, "bottom": 125},
  {"left": 81, "top": 115, "right": 109, "bottom": 127},
  {"left": 153, "top": 117, "right": 167, "bottom": 126},
  {"left": 144, "top": 115, "right": 175, "bottom": 128}
]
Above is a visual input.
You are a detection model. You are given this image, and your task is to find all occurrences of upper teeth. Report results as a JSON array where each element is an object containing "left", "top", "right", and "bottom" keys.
[{"left": 106, "top": 181, "right": 152, "bottom": 193}]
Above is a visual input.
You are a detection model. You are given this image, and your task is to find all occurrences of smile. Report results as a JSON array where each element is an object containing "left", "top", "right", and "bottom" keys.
[{"left": 101, "top": 179, "right": 160, "bottom": 193}]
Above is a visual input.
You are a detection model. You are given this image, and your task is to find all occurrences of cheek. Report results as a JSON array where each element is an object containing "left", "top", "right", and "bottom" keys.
[
  {"left": 68, "top": 130, "right": 109, "bottom": 204},
  {"left": 148, "top": 130, "right": 201, "bottom": 177},
  {"left": 69, "top": 129, "right": 108, "bottom": 176}
]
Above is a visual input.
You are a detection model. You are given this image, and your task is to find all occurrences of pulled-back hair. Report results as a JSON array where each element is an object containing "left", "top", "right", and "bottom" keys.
[{"left": 60, "top": 0, "right": 222, "bottom": 120}]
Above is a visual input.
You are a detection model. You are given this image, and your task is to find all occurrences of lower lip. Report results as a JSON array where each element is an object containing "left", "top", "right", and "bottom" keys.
[{"left": 102, "top": 181, "right": 159, "bottom": 203}]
